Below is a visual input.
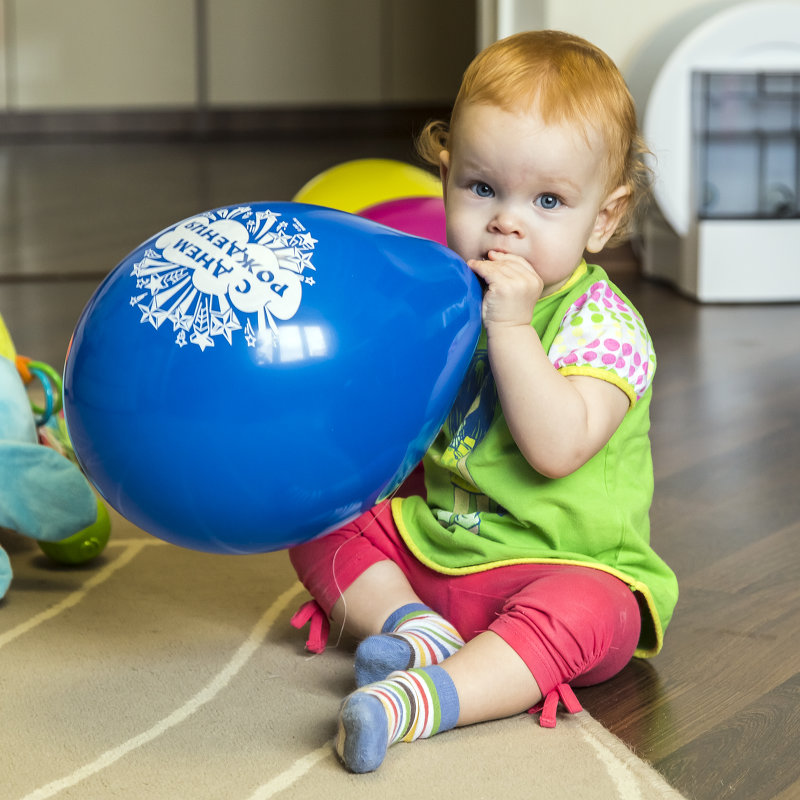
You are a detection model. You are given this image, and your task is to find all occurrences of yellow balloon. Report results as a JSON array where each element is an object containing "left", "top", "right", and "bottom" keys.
[
  {"left": 293, "top": 158, "right": 442, "bottom": 213},
  {"left": 0, "top": 312, "right": 16, "bottom": 362}
]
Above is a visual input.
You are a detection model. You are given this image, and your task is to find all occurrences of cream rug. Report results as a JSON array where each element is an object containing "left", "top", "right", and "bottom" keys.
[{"left": 1, "top": 508, "right": 687, "bottom": 800}]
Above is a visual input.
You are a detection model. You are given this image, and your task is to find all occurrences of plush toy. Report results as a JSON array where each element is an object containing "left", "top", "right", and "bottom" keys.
[{"left": 0, "top": 313, "right": 109, "bottom": 600}]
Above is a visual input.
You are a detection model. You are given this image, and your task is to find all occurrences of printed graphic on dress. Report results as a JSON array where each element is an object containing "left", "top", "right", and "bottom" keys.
[
  {"left": 129, "top": 206, "right": 317, "bottom": 352},
  {"left": 441, "top": 347, "right": 498, "bottom": 482},
  {"left": 434, "top": 487, "right": 495, "bottom": 535}
]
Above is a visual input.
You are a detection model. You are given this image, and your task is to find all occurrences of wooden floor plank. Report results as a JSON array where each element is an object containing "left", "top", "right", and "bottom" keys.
[{"left": 654, "top": 674, "right": 800, "bottom": 800}]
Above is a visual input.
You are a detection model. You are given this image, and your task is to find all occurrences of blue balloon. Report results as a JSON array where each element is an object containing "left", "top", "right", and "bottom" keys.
[{"left": 63, "top": 202, "right": 481, "bottom": 554}]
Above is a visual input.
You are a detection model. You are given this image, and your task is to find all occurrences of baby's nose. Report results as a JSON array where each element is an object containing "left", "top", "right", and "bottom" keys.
[{"left": 489, "top": 208, "right": 524, "bottom": 236}]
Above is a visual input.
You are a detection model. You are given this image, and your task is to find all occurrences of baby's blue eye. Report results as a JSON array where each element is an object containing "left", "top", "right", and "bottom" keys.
[
  {"left": 537, "top": 194, "right": 561, "bottom": 210},
  {"left": 470, "top": 182, "right": 494, "bottom": 198}
]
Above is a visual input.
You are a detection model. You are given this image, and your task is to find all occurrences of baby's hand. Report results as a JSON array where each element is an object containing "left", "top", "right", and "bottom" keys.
[{"left": 467, "top": 251, "right": 543, "bottom": 329}]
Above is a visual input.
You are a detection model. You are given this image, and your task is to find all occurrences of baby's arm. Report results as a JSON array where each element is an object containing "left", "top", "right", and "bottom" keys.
[{"left": 468, "top": 251, "right": 629, "bottom": 479}]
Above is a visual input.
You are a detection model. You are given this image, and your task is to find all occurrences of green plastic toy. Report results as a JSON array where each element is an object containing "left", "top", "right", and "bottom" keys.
[
  {"left": 37, "top": 500, "right": 111, "bottom": 565},
  {"left": 0, "top": 313, "right": 111, "bottom": 597}
]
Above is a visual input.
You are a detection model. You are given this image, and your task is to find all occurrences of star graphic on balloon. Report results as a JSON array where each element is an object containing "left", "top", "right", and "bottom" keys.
[
  {"left": 210, "top": 307, "right": 243, "bottom": 344},
  {"left": 168, "top": 306, "right": 194, "bottom": 332},
  {"left": 138, "top": 299, "right": 168, "bottom": 329},
  {"left": 244, "top": 320, "right": 257, "bottom": 347},
  {"left": 292, "top": 232, "right": 318, "bottom": 249},
  {"left": 129, "top": 207, "right": 318, "bottom": 354},
  {"left": 288, "top": 248, "right": 315, "bottom": 273},
  {"left": 147, "top": 274, "right": 166, "bottom": 293},
  {"left": 190, "top": 328, "right": 214, "bottom": 351}
]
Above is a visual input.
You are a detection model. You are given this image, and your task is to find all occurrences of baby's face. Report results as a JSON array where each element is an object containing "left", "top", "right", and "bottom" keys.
[{"left": 440, "top": 103, "right": 623, "bottom": 295}]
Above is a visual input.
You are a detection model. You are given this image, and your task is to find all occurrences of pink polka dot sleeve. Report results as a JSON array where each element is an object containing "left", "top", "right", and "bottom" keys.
[{"left": 549, "top": 281, "right": 655, "bottom": 405}]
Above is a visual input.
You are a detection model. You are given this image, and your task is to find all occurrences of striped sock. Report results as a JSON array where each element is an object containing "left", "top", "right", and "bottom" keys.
[
  {"left": 336, "top": 666, "right": 460, "bottom": 773},
  {"left": 354, "top": 603, "right": 465, "bottom": 687}
]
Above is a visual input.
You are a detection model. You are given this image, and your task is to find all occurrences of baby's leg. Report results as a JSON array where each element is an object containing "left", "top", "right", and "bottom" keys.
[
  {"left": 288, "top": 501, "right": 408, "bottom": 631},
  {"left": 351, "top": 600, "right": 464, "bottom": 686},
  {"left": 336, "top": 565, "right": 641, "bottom": 772},
  {"left": 336, "top": 632, "right": 538, "bottom": 772},
  {"left": 487, "top": 565, "right": 642, "bottom": 697},
  {"left": 329, "top": 559, "right": 422, "bottom": 637},
  {"left": 440, "top": 629, "right": 541, "bottom": 724},
  {"left": 444, "top": 566, "right": 641, "bottom": 725},
  {"left": 289, "top": 502, "right": 465, "bottom": 678}
]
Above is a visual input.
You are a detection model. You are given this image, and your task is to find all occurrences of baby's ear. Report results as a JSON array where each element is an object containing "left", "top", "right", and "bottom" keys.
[
  {"left": 439, "top": 150, "right": 451, "bottom": 201},
  {"left": 586, "top": 185, "right": 629, "bottom": 253}
]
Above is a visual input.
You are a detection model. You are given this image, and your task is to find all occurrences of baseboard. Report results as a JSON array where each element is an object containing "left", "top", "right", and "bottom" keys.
[{"left": 0, "top": 105, "right": 452, "bottom": 141}]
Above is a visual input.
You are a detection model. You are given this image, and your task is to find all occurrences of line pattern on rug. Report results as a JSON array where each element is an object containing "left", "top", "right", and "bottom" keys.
[
  {"left": 0, "top": 539, "right": 159, "bottom": 649},
  {"left": 245, "top": 743, "right": 334, "bottom": 800},
  {"left": 17, "top": 580, "right": 306, "bottom": 800}
]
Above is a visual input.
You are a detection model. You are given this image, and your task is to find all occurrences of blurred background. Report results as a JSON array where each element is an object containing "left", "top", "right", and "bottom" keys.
[
  {"left": 1, "top": 0, "right": 798, "bottom": 353},
  {"left": 0, "top": 0, "right": 727, "bottom": 122}
]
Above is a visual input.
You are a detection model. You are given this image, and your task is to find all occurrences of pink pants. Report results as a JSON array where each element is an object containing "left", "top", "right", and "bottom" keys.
[{"left": 288, "top": 499, "right": 641, "bottom": 698}]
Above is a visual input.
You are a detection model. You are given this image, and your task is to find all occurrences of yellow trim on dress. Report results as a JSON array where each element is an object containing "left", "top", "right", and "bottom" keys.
[
  {"left": 554, "top": 259, "right": 587, "bottom": 296},
  {"left": 558, "top": 365, "right": 638, "bottom": 407}
]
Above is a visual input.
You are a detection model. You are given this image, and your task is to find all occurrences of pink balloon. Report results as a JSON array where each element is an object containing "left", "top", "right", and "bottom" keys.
[{"left": 359, "top": 196, "right": 447, "bottom": 246}]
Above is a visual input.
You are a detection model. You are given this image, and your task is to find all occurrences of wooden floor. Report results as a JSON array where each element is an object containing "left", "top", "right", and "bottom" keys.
[{"left": 1, "top": 135, "right": 798, "bottom": 800}]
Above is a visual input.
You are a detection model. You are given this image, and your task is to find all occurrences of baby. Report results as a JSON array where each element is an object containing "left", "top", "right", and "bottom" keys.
[{"left": 290, "top": 29, "right": 678, "bottom": 773}]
